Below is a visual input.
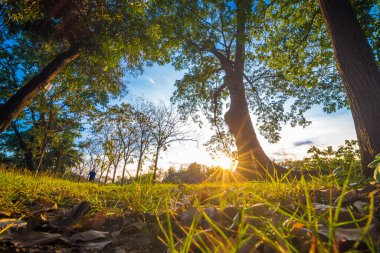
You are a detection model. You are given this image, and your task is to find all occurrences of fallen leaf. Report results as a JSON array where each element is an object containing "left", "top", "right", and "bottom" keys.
[
  {"left": 318, "top": 223, "right": 379, "bottom": 244},
  {"left": 311, "top": 187, "right": 341, "bottom": 203},
  {"left": 83, "top": 211, "right": 108, "bottom": 230},
  {"left": 247, "top": 203, "right": 274, "bottom": 217},
  {"left": 334, "top": 190, "right": 362, "bottom": 205},
  {"left": 28, "top": 199, "right": 58, "bottom": 214},
  {"left": 283, "top": 218, "right": 313, "bottom": 240},
  {"left": 77, "top": 240, "right": 112, "bottom": 250},
  {"left": 70, "top": 230, "right": 109, "bottom": 242},
  {"left": 7, "top": 230, "right": 61, "bottom": 247},
  {"left": 123, "top": 220, "right": 146, "bottom": 233},
  {"left": 313, "top": 204, "right": 367, "bottom": 228},
  {"left": 204, "top": 207, "right": 221, "bottom": 221},
  {"left": 50, "top": 201, "right": 91, "bottom": 229}
]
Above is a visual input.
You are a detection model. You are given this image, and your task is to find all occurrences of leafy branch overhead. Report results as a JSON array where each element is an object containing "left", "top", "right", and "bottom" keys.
[{"left": 160, "top": 0, "right": 347, "bottom": 144}]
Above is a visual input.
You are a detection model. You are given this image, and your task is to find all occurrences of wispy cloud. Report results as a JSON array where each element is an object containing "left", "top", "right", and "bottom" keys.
[
  {"left": 271, "top": 149, "right": 297, "bottom": 161},
  {"left": 148, "top": 77, "right": 156, "bottom": 85},
  {"left": 293, "top": 140, "right": 314, "bottom": 147},
  {"left": 272, "top": 151, "right": 295, "bottom": 157}
]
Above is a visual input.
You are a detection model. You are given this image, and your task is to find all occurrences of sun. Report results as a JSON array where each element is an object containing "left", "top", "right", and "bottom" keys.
[
  {"left": 205, "top": 157, "right": 240, "bottom": 183},
  {"left": 212, "top": 156, "right": 237, "bottom": 170}
]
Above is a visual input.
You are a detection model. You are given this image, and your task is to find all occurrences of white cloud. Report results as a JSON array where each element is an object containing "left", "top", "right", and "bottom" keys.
[{"left": 148, "top": 77, "right": 156, "bottom": 85}]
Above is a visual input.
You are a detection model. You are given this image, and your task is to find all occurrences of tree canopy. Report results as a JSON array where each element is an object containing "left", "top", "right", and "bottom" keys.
[{"left": 0, "top": 0, "right": 379, "bottom": 179}]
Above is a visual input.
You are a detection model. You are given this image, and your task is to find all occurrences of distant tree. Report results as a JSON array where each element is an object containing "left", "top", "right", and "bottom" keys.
[
  {"left": 150, "top": 103, "right": 194, "bottom": 181},
  {"left": 110, "top": 104, "right": 138, "bottom": 184},
  {"left": 84, "top": 139, "right": 111, "bottom": 183},
  {"left": 92, "top": 113, "right": 123, "bottom": 184},
  {"left": 162, "top": 162, "right": 207, "bottom": 184},
  {"left": 72, "top": 157, "right": 88, "bottom": 182},
  {"left": 132, "top": 99, "right": 154, "bottom": 179},
  {"left": 162, "top": 166, "right": 178, "bottom": 182},
  {"left": 109, "top": 138, "right": 123, "bottom": 184}
]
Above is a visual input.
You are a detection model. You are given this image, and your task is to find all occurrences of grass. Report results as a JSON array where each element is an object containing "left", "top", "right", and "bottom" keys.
[
  {"left": 0, "top": 168, "right": 327, "bottom": 215},
  {"left": 0, "top": 167, "right": 378, "bottom": 252}
]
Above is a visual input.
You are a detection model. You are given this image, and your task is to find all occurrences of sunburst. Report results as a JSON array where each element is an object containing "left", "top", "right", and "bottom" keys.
[{"left": 212, "top": 156, "right": 237, "bottom": 170}]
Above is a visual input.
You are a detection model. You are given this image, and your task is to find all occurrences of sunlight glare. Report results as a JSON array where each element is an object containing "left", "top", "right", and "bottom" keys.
[{"left": 213, "top": 156, "right": 237, "bottom": 170}]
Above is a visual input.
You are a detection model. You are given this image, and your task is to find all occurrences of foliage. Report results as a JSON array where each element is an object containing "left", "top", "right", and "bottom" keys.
[
  {"left": 163, "top": 163, "right": 207, "bottom": 184},
  {"left": 1, "top": 0, "right": 169, "bottom": 71},
  {"left": 0, "top": 0, "right": 176, "bottom": 174},
  {"left": 280, "top": 140, "right": 362, "bottom": 181},
  {"left": 0, "top": 37, "right": 123, "bottom": 173},
  {"left": 143, "top": 0, "right": 369, "bottom": 163},
  {"left": 368, "top": 154, "right": 380, "bottom": 182},
  {"left": 162, "top": 163, "right": 232, "bottom": 184}
]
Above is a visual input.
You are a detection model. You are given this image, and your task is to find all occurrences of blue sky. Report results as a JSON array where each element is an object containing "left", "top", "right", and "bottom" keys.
[{"left": 122, "top": 64, "right": 357, "bottom": 171}]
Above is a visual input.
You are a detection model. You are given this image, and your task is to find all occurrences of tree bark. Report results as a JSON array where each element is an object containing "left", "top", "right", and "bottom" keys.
[
  {"left": 112, "top": 154, "right": 121, "bottom": 183},
  {"left": 135, "top": 152, "right": 143, "bottom": 179},
  {"left": 121, "top": 160, "right": 127, "bottom": 185},
  {"left": 152, "top": 146, "right": 160, "bottom": 181},
  {"left": 224, "top": 72, "right": 286, "bottom": 180},
  {"left": 104, "top": 166, "right": 110, "bottom": 184},
  {"left": 221, "top": 0, "right": 286, "bottom": 180},
  {"left": 318, "top": 0, "right": 380, "bottom": 177},
  {"left": 11, "top": 123, "right": 35, "bottom": 172},
  {"left": 112, "top": 164, "right": 117, "bottom": 183},
  {"left": 54, "top": 150, "right": 64, "bottom": 175},
  {"left": 0, "top": 46, "right": 80, "bottom": 133}
]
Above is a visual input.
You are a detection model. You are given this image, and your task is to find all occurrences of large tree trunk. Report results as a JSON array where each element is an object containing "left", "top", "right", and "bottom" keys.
[
  {"left": 318, "top": 0, "right": 380, "bottom": 177},
  {"left": 222, "top": 0, "right": 285, "bottom": 180},
  {"left": 0, "top": 47, "right": 79, "bottom": 133},
  {"left": 224, "top": 72, "right": 286, "bottom": 180}
]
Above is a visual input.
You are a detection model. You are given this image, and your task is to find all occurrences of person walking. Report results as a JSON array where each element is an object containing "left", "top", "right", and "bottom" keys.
[{"left": 88, "top": 169, "right": 96, "bottom": 181}]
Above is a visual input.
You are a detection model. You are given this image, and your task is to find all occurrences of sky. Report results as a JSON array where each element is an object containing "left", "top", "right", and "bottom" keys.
[{"left": 122, "top": 64, "right": 357, "bottom": 172}]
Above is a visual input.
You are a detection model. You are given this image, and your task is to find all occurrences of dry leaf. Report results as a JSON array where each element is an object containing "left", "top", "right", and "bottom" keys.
[
  {"left": 50, "top": 201, "right": 91, "bottom": 228},
  {"left": 7, "top": 230, "right": 61, "bottom": 247},
  {"left": 318, "top": 223, "right": 379, "bottom": 243},
  {"left": 78, "top": 240, "right": 112, "bottom": 250},
  {"left": 70, "top": 230, "right": 109, "bottom": 242}
]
